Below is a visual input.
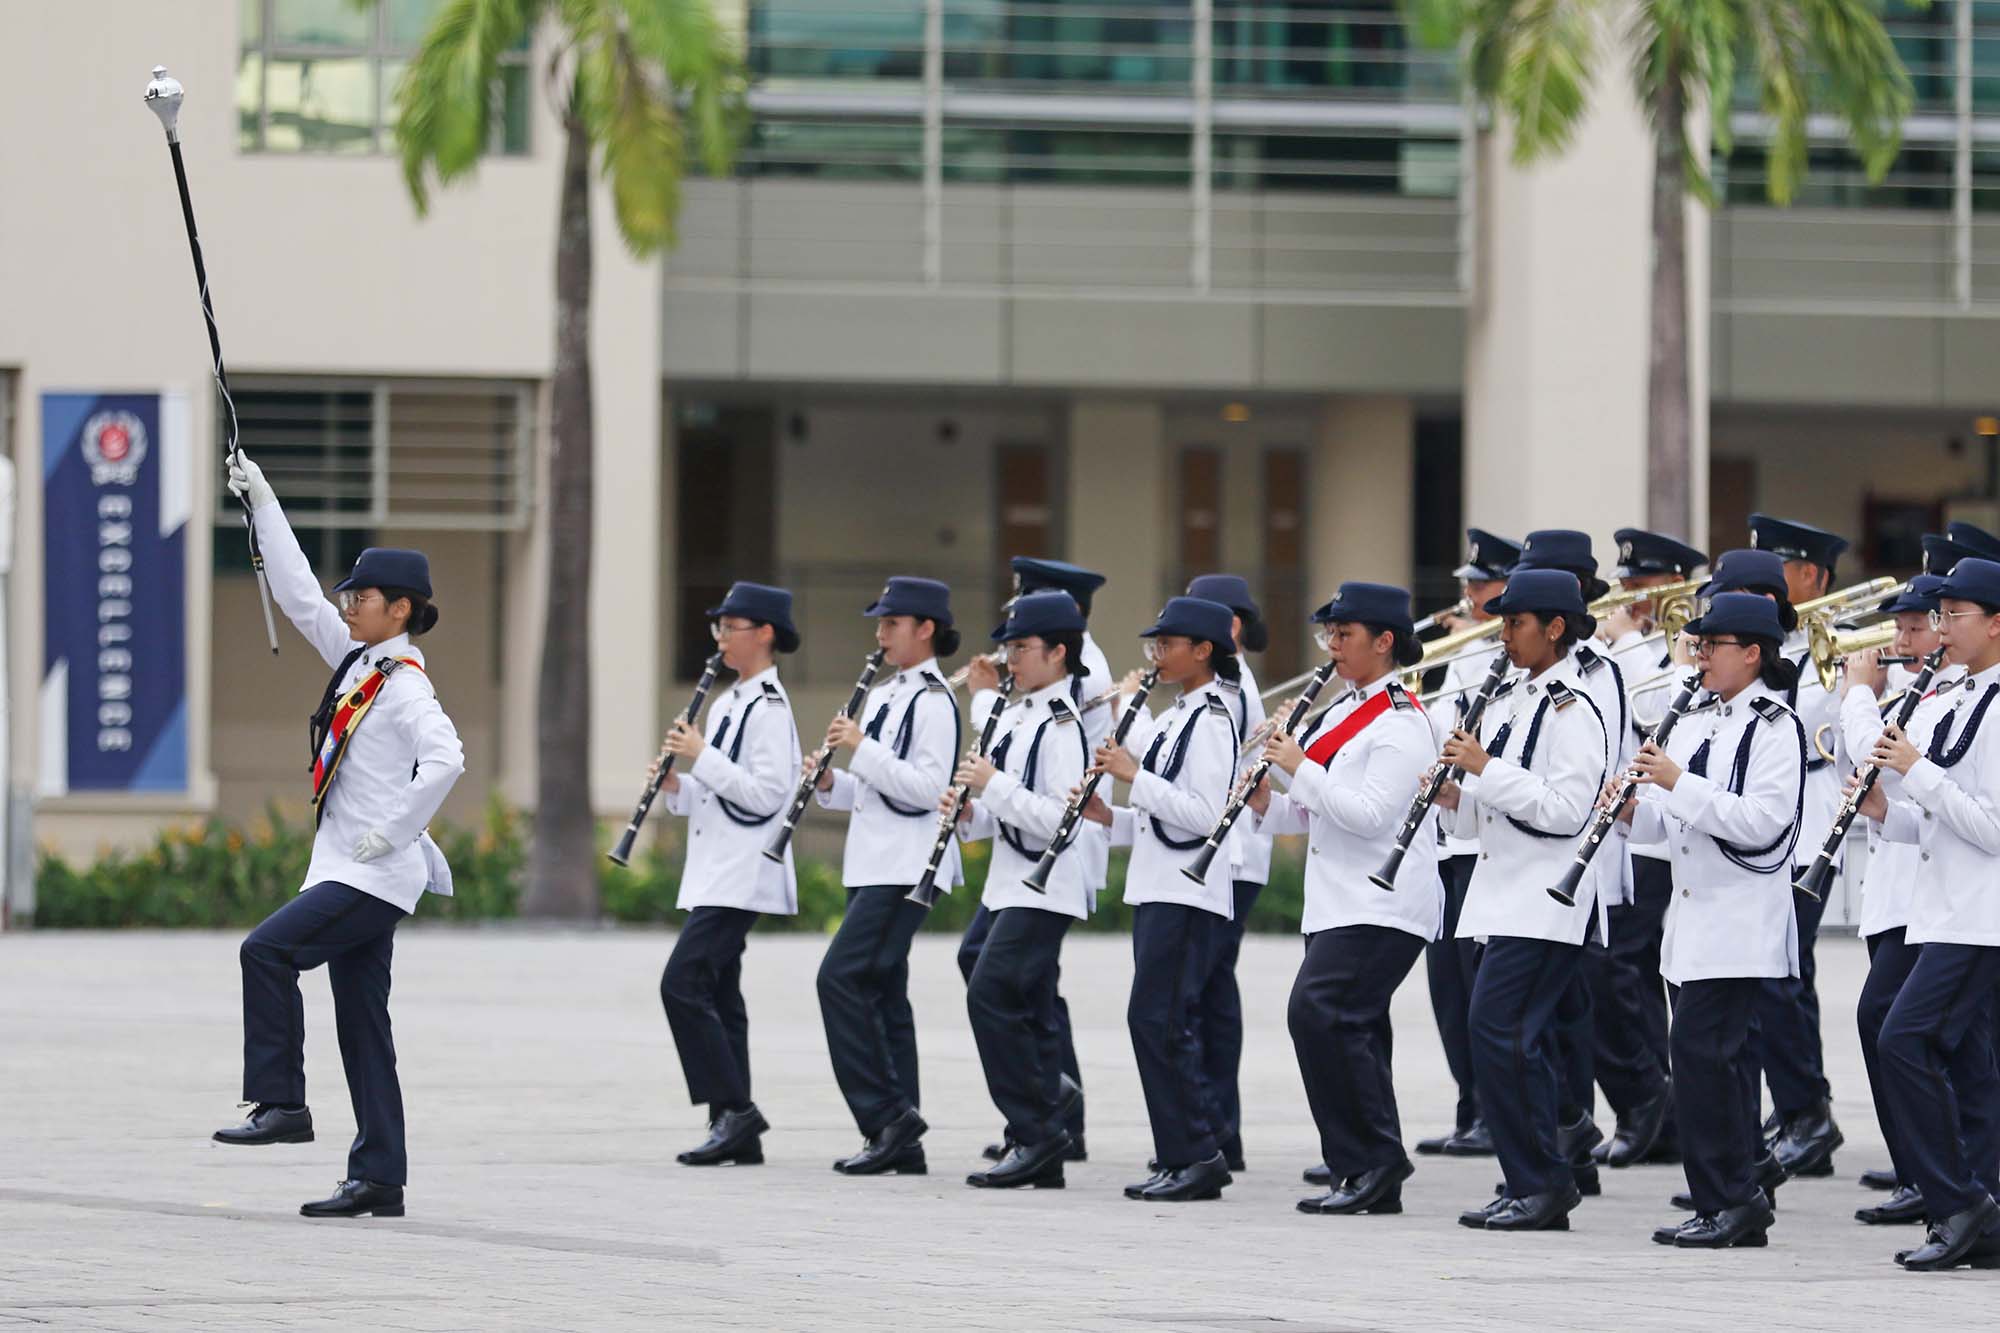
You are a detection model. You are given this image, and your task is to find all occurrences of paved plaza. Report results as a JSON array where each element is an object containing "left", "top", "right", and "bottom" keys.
[{"left": 2, "top": 927, "right": 1994, "bottom": 1329}]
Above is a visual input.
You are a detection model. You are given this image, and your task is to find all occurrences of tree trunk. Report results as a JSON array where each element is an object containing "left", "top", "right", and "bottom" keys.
[
  {"left": 1646, "top": 73, "right": 1692, "bottom": 538},
  {"left": 525, "top": 112, "right": 599, "bottom": 918}
]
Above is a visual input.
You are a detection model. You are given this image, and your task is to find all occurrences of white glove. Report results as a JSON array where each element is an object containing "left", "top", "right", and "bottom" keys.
[
  {"left": 226, "top": 452, "right": 277, "bottom": 510},
  {"left": 352, "top": 829, "right": 395, "bottom": 863}
]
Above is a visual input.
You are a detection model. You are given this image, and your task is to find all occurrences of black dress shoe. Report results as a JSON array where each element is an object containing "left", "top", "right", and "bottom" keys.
[
  {"left": 982, "top": 1138, "right": 1011, "bottom": 1162},
  {"left": 1674, "top": 1194, "right": 1774, "bottom": 1248},
  {"left": 1302, "top": 1162, "right": 1334, "bottom": 1187},
  {"left": 1313, "top": 1159, "right": 1413, "bottom": 1215},
  {"left": 1680, "top": 1157, "right": 1786, "bottom": 1212},
  {"left": 1856, "top": 1184, "right": 1924, "bottom": 1225},
  {"left": 1589, "top": 1140, "right": 1612, "bottom": 1165},
  {"left": 837, "top": 1108, "right": 928, "bottom": 1176},
  {"left": 1064, "top": 1136, "right": 1088, "bottom": 1162},
  {"left": 1652, "top": 1215, "right": 1699, "bottom": 1245},
  {"left": 1606, "top": 1090, "right": 1671, "bottom": 1168},
  {"left": 967, "top": 1134, "right": 1068, "bottom": 1189},
  {"left": 1485, "top": 1184, "right": 1582, "bottom": 1232},
  {"left": 1220, "top": 1135, "right": 1245, "bottom": 1173},
  {"left": 1126, "top": 1168, "right": 1171, "bottom": 1199},
  {"left": 1416, "top": 1128, "right": 1461, "bottom": 1156},
  {"left": 1758, "top": 1108, "right": 1783, "bottom": 1153},
  {"left": 1898, "top": 1198, "right": 2000, "bottom": 1271},
  {"left": 1441, "top": 1121, "right": 1496, "bottom": 1157},
  {"left": 1458, "top": 1194, "right": 1513, "bottom": 1229},
  {"left": 1859, "top": 1166, "right": 1898, "bottom": 1191},
  {"left": 1773, "top": 1100, "right": 1843, "bottom": 1177},
  {"left": 300, "top": 1179, "right": 403, "bottom": 1218},
  {"left": 1140, "top": 1152, "right": 1232, "bottom": 1202},
  {"left": 213, "top": 1103, "right": 313, "bottom": 1146},
  {"left": 676, "top": 1105, "right": 769, "bottom": 1166}
]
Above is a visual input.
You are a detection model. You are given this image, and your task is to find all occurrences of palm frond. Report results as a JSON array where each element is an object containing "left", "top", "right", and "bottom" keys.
[
  {"left": 1497, "top": 0, "right": 1603, "bottom": 162},
  {"left": 618, "top": 0, "right": 749, "bottom": 177},
  {"left": 388, "top": 0, "right": 544, "bottom": 212},
  {"left": 1790, "top": 0, "right": 1915, "bottom": 184},
  {"left": 571, "top": 11, "right": 687, "bottom": 253}
]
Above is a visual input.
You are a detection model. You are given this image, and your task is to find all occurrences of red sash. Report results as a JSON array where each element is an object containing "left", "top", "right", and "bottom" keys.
[
  {"left": 311, "top": 656, "right": 425, "bottom": 820},
  {"left": 1304, "top": 687, "right": 1411, "bottom": 767}
]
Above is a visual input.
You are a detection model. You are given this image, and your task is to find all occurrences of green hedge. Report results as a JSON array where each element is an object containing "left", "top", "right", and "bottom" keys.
[{"left": 33, "top": 800, "right": 1308, "bottom": 932}]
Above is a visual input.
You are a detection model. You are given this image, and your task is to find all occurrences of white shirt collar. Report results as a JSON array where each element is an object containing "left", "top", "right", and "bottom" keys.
[
  {"left": 894, "top": 656, "right": 940, "bottom": 686},
  {"left": 734, "top": 664, "right": 780, "bottom": 696}
]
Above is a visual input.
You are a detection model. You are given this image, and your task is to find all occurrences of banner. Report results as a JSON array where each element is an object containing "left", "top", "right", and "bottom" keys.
[{"left": 40, "top": 391, "right": 189, "bottom": 794}]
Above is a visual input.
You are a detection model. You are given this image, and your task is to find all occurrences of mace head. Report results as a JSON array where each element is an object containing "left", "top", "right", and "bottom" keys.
[{"left": 144, "top": 64, "right": 184, "bottom": 141}]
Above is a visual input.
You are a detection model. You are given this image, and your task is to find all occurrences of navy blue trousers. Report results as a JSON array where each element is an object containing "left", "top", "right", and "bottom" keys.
[
  {"left": 1129, "top": 902, "right": 1224, "bottom": 1167},
  {"left": 819, "top": 885, "right": 927, "bottom": 1137},
  {"left": 961, "top": 903, "right": 1083, "bottom": 1139},
  {"left": 1588, "top": 855, "right": 1674, "bottom": 1118},
  {"left": 1470, "top": 936, "right": 1582, "bottom": 1197},
  {"left": 240, "top": 881, "right": 408, "bottom": 1186},
  {"left": 1196, "top": 880, "right": 1262, "bottom": 1156},
  {"left": 1424, "top": 854, "right": 1483, "bottom": 1131},
  {"left": 1671, "top": 977, "right": 1761, "bottom": 1213},
  {"left": 967, "top": 906, "right": 1075, "bottom": 1147},
  {"left": 661, "top": 906, "right": 759, "bottom": 1112},
  {"left": 1877, "top": 942, "right": 2000, "bottom": 1217},
  {"left": 1556, "top": 964, "right": 1596, "bottom": 1124},
  {"left": 1291, "top": 924, "right": 1427, "bottom": 1179},
  {"left": 1747, "top": 879, "right": 1831, "bottom": 1117},
  {"left": 1858, "top": 927, "right": 1922, "bottom": 1189}
]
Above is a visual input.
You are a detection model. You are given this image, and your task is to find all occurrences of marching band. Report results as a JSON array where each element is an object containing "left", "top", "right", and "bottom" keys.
[{"left": 210, "top": 447, "right": 2000, "bottom": 1268}]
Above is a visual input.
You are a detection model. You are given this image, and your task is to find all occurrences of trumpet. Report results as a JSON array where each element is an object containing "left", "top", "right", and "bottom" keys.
[
  {"left": 1023, "top": 668, "right": 1162, "bottom": 892},
  {"left": 1371, "top": 647, "right": 1513, "bottom": 891},
  {"left": 947, "top": 651, "right": 1005, "bottom": 690},
  {"left": 764, "top": 648, "right": 887, "bottom": 863},
  {"left": 908, "top": 677, "right": 1015, "bottom": 908},
  {"left": 1795, "top": 576, "right": 1901, "bottom": 623},
  {"left": 1183, "top": 660, "right": 1341, "bottom": 885},
  {"left": 1795, "top": 645, "right": 1950, "bottom": 901},
  {"left": 1413, "top": 597, "right": 1472, "bottom": 636},
  {"left": 1803, "top": 619, "right": 1898, "bottom": 693},
  {"left": 609, "top": 653, "right": 725, "bottom": 866}
]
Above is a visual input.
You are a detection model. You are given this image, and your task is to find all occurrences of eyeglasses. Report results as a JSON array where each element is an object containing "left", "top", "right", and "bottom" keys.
[
  {"left": 1001, "top": 639, "right": 1045, "bottom": 659},
  {"left": 1693, "top": 638, "right": 1749, "bottom": 656},
  {"left": 710, "top": 620, "right": 757, "bottom": 642},
  {"left": 336, "top": 590, "right": 382, "bottom": 614},
  {"left": 1929, "top": 609, "right": 1989, "bottom": 631}
]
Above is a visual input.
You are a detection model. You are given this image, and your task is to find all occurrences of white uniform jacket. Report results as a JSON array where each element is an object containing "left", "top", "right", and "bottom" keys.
[
  {"left": 1572, "top": 642, "right": 1635, "bottom": 907},
  {"left": 1609, "top": 628, "right": 1681, "bottom": 864},
  {"left": 961, "top": 679, "right": 1092, "bottom": 918},
  {"left": 1631, "top": 681, "right": 1807, "bottom": 984},
  {"left": 1785, "top": 627, "right": 1849, "bottom": 870},
  {"left": 1107, "top": 678, "right": 1239, "bottom": 918},
  {"left": 667, "top": 665, "right": 803, "bottom": 914},
  {"left": 1434, "top": 643, "right": 1513, "bottom": 859},
  {"left": 253, "top": 502, "right": 465, "bottom": 915},
  {"left": 1222, "top": 664, "right": 1272, "bottom": 885},
  {"left": 1447, "top": 652, "right": 1611, "bottom": 946},
  {"left": 1839, "top": 663, "right": 1963, "bottom": 938},
  {"left": 818, "top": 658, "right": 964, "bottom": 890},
  {"left": 1257, "top": 675, "right": 1443, "bottom": 941},
  {"left": 1880, "top": 660, "right": 2000, "bottom": 947}
]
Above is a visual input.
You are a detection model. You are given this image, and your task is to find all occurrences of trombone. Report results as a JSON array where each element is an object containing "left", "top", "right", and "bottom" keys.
[{"left": 1410, "top": 575, "right": 1707, "bottom": 680}]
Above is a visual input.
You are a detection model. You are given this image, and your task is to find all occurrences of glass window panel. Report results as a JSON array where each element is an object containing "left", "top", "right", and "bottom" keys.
[
  {"left": 242, "top": 0, "right": 263, "bottom": 44},
  {"left": 236, "top": 49, "right": 264, "bottom": 151},
  {"left": 262, "top": 56, "right": 377, "bottom": 154},
  {"left": 387, "top": 0, "right": 445, "bottom": 48},
  {"left": 497, "top": 62, "right": 532, "bottom": 154},
  {"left": 271, "top": 0, "right": 372, "bottom": 47}
]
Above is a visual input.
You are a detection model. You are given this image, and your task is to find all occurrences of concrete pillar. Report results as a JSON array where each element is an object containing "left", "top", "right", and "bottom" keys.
[
  {"left": 1309, "top": 395, "right": 1415, "bottom": 587},
  {"left": 1066, "top": 399, "right": 1170, "bottom": 645}
]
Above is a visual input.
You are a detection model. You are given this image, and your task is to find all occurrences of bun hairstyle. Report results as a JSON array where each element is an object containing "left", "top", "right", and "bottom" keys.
[
  {"left": 382, "top": 587, "right": 439, "bottom": 637},
  {"left": 1544, "top": 610, "right": 1593, "bottom": 651},
  {"left": 1239, "top": 613, "right": 1270, "bottom": 654},
  {"left": 1748, "top": 634, "right": 1798, "bottom": 692},
  {"left": 1204, "top": 637, "right": 1242, "bottom": 683},
  {"left": 1774, "top": 599, "right": 1800, "bottom": 634},
  {"left": 1043, "top": 628, "right": 1091, "bottom": 680},
  {"left": 932, "top": 621, "right": 963, "bottom": 658}
]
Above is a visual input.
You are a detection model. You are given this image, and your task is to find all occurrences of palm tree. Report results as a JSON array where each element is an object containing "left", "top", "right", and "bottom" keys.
[
  {"left": 1409, "top": 0, "right": 1914, "bottom": 536},
  {"left": 370, "top": 0, "right": 742, "bottom": 916}
]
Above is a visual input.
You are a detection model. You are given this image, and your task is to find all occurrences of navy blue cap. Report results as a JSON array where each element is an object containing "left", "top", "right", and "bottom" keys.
[
  {"left": 707, "top": 581, "right": 800, "bottom": 653},
  {"left": 863, "top": 576, "right": 952, "bottom": 627},
  {"left": 1697, "top": 549, "right": 1788, "bottom": 600},
  {"left": 1483, "top": 569, "right": 1594, "bottom": 633},
  {"left": 1516, "top": 530, "right": 1611, "bottom": 601},
  {"left": 1948, "top": 521, "right": 2000, "bottom": 562},
  {"left": 1010, "top": 557, "right": 1106, "bottom": 614},
  {"left": 1883, "top": 573, "right": 1948, "bottom": 616},
  {"left": 992, "top": 590, "right": 1085, "bottom": 643},
  {"left": 1141, "top": 596, "right": 1237, "bottom": 649},
  {"left": 1684, "top": 591, "right": 1786, "bottom": 643},
  {"left": 1312, "top": 582, "right": 1423, "bottom": 667},
  {"left": 1185, "top": 574, "right": 1260, "bottom": 621},
  {"left": 1614, "top": 528, "right": 1707, "bottom": 579},
  {"left": 334, "top": 547, "right": 431, "bottom": 599},
  {"left": 1937, "top": 557, "right": 2000, "bottom": 609},
  {"left": 1922, "top": 533, "right": 1981, "bottom": 577},
  {"left": 1453, "top": 528, "right": 1523, "bottom": 581},
  {"left": 1750, "top": 513, "right": 1848, "bottom": 570}
]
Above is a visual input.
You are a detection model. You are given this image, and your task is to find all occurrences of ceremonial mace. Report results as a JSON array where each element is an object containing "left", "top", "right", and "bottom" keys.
[{"left": 144, "top": 66, "right": 280, "bottom": 654}]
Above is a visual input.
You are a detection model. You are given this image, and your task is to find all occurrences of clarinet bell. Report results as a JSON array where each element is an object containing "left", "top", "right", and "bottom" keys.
[
  {"left": 1792, "top": 858, "right": 1829, "bottom": 902},
  {"left": 1367, "top": 849, "right": 1402, "bottom": 893},
  {"left": 905, "top": 873, "right": 941, "bottom": 909},
  {"left": 1181, "top": 842, "right": 1218, "bottom": 886},
  {"left": 1022, "top": 852, "right": 1055, "bottom": 893},
  {"left": 607, "top": 824, "right": 640, "bottom": 868}
]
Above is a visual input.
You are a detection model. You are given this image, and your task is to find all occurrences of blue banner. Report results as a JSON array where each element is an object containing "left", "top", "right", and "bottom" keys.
[{"left": 41, "top": 392, "right": 189, "bottom": 793}]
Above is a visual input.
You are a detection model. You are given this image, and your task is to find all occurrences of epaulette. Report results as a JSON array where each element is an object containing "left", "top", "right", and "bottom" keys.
[
  {"left": 1546, "top": 681, "right": 1579, "bottom": 711},
  {"left": 1217, "top": 677, "right": 1242, "bottom": 696},
  {"left": 761, "top": 680, "right": 783, "bottom": 701},
  {"left": 1749, "top": 696, "right": 1793, "bottom": 725},
  {"left": 1049, "top": 696, "right": 1078, "bottom": 725},
  {"left": 1387, "top": 681, "right": 1418, "bottom": 711},
  {"left": 1574, "top": 645, "right": 1605, "bottom": 676},
  {"left": 1489, "top": 678, "right": 1519, "bottom": 701},
  {"left": 1203, "top": 694, "right": 1233, "bottom": 721},
  {"left": 921, "top": 670, "right": 949, "bottom": 695}
]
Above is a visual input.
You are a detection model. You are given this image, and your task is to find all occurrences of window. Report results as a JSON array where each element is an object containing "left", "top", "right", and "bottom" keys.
[
  {"left": 237, "top": 0, "right": 532, "bottom": 155},
  {"left": 213, "top": 380, "right": 534, "bottom": 555},
  {"left": 1177, "top": 446, "right": 1223, "bottom": 580},
  {"left": 1261, "top": 448, "right": 1307, "bottom": 680}
]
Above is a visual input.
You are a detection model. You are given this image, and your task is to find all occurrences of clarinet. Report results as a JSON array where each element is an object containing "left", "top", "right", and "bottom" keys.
[
  {"left": 608, "top": 653, "right": 725, "bottom": 866},
  {"left": 763, "top": 649, "right": 888, "bottom": 863},
  {"left": 1370, "top": 647, "right": 1512, "bottom": 891},
  {"left": 1547, "top": 672, "right": 1703, "bottom": 907},
  {"left": 908, "top": 677, "right": 1014, "bottom": 908},
  {"left": 1022, "top": 668, "right": 1162, "bottom": 892},
  {"left": 1180, "top": 659, "right": 1339, "bottom": 885},
  {"left": 1794, "top": 645, "right": 1948, "bottom": 901}
]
